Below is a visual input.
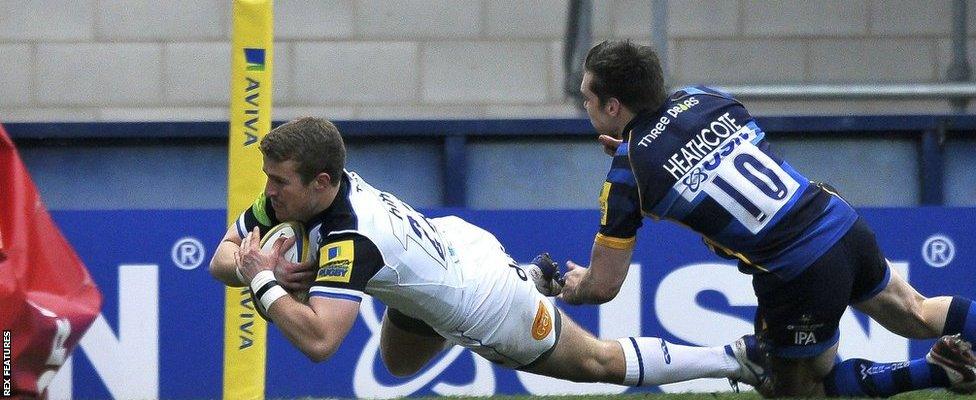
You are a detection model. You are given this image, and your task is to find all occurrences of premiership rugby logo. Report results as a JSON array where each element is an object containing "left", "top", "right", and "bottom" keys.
[
  {"left": 532, "top": 301, "right": 552, "bottom": 340},
  {"left": 317, "top": 240, "right": 355, "bottom": 283}
]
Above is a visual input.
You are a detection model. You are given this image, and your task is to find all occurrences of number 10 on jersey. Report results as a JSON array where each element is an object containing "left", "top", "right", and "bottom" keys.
[{"left": 701, "top": 144, "right": 800, "bottom": 234}]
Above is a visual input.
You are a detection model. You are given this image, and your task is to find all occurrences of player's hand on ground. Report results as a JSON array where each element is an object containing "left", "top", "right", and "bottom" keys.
[
  {"left": 557, "top": 260, "right": 587, "bottom": 305},
  {"left": 236, "top": 226, "right": 287, "bottom": 282},
  {"left": 598, "top": 134, "right": 622, "bottom": 156}
]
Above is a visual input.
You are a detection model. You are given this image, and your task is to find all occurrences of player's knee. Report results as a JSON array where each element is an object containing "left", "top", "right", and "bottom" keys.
[
  {"left": 381, "top": 340, "right": 446, "bottom": 377},
  {"left": 770, "top": 362, "right": 826, "bottom": 397},
  {"left": 771, "top": 375, "right": 824, "bottom": 397},
  {"left": 385, "top": 362, "right": 423, "bottom": 378},
  {"left": 381, "top": 350, "right": 424, "bottom": 377}
]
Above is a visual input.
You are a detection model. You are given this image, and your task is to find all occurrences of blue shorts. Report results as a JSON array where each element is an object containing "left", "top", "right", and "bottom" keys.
[{"left": 751, "top": 217, "right": 891, "bottom": 358}]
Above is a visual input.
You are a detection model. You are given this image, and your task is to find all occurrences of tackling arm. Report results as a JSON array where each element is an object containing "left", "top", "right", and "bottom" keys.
[{"left": 560, "top": 242, "right": 633, "bottom": 304}]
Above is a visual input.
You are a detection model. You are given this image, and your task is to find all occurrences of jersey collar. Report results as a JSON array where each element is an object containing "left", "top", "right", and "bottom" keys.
[{"left": 620, "top": 108, "right": 656, "bottom": 142}]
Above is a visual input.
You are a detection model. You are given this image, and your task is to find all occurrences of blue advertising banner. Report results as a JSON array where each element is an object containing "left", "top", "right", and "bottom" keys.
[{"left": 47, "top": 208, "right": 975, "bottom": 399}]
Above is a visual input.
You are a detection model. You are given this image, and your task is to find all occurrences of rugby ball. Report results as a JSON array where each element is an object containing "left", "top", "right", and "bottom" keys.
[
  {"left": 259, "top": 221, "right": 310, "bottom": 263},
  {"left": 252, "top": 221, "right": 310, "bottom": 322}
]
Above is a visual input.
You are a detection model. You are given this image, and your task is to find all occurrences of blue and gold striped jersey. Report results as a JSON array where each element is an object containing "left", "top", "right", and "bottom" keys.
[
  {"left": 596, "top": 141, "right": 643, "bottom": 250},
  {"left": 599, "top": 86, "right": 858, "bottom": 280}
]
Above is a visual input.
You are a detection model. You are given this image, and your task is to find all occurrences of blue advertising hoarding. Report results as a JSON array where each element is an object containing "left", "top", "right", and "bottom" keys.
[{"left": 46, "top": 208, "right": 974, "bottom": 398}]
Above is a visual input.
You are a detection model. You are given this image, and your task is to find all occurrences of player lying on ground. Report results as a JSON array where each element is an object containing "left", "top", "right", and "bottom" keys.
[
  {"left": 209, "top": 117, "right": 769, "bottom": 390},
  {"left": 559, "top": 39, "right": 976, "bottom": 397}
]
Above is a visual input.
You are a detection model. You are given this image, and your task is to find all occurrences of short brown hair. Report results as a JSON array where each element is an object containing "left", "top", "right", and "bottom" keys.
[
  {"left": 584, "top": 40, "right": 667, "bottom": 113},
  {"left": 260, "top": 117, "right": 345, "bottom": 186}
]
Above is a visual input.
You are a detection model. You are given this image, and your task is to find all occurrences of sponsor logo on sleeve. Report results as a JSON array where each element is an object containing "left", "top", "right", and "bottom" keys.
[
  {"left": 317, "top": 240, "right": 355, "bottom": 283},
  {"left": 599, "top": 182, "right": 612, "bottom": 226}
]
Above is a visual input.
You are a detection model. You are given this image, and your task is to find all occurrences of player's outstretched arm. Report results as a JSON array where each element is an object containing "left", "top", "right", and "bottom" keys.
[
  {"left": 560, "top": 242, "right": 633, "bottom": 304},
  {"left": 209, "top": 225, "right": 246, "bottom": 287}
]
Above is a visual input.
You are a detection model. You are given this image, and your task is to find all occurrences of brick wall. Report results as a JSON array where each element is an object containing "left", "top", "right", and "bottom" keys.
[{"left": 1, "top": 0, "right": 974, "bottom": 122}]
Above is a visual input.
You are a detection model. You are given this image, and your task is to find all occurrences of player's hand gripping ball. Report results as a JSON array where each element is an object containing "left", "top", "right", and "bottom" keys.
[{"left": 249, "top": 221, "right": 310, "bottom": 322}]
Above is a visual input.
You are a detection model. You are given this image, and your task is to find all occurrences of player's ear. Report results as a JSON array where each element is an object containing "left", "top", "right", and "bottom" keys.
[
  {"left": 605, "top": 97, "right": 621, "bottom": 116},
  {"left": 313, "top": 172, "right": 332, "bottom": 190}
]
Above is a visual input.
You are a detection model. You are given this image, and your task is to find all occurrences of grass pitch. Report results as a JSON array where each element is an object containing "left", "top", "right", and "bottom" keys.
[{"left": 411, "top": 391, "right": 970, "bottom": 400}]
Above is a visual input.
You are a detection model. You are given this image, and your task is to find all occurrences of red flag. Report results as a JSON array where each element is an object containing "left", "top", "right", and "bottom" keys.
[{"left": 0, "top": 123, "right": 102, "bottom": 398}]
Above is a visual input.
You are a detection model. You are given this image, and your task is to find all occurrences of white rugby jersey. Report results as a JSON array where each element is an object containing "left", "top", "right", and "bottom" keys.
[{"left": 235, "top": 171, "right": 469, "bottom": 330}]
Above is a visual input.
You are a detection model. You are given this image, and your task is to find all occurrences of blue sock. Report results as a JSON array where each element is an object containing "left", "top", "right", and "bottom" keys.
[
  {"left": 824, "top": 358, "right": 949, "bottom": 397},
  {"left": 943, "top": 296, "right": 976, "bottom": 343}
]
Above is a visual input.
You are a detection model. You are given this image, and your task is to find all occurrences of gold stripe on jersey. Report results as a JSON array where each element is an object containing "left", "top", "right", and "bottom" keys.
[
  {"left": 703, "top": 237, "right": 769, "bottom": 273},
  {"left": 594, "top": 233, "right": 636, "bottom": 250},
  {"left": 252, "top": 194, "right": 272, "bottom": 226},
  {"left": 317, "top": 240, "right": 355, "bottom": 283},
  {"left": 599, "top": 182, "right": 612, "bottom": 226}
]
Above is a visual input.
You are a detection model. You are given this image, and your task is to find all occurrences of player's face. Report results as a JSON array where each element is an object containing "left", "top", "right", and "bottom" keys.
[
  {"left": 262, "top": 157, "right": 315, "bottom": 222},
  {"left": 581, "top": 72, "right": 616, "bottom": 137}
]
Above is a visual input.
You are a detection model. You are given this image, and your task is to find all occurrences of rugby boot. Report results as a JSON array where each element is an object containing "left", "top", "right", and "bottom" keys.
[
  {"left": 926, "top": 334, "right": 976, "bottom": 394},
  {"left": 727, "top": 334, "right": 772, "bottom": 394}
]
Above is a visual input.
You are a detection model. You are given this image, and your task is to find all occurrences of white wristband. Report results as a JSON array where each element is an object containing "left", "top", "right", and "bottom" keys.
[
  {"left": 250, "top": 270, "right": 287, "bottom": 310},
  {"left": 259, "top": 285, "right": 287, "bottom": 310},
  {"left": 249, "top": 270, "right": 276, "bottom": 292}
]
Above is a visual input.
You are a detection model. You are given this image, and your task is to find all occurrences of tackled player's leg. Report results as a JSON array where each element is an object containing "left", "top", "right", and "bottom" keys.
[
  {"left": 380, "top": 308, "right": 448, "bottom": 377},
  {"left": 461, "top": 250, "right": 767, "bottom": 389},
  {"left": 521, "top": 308, "right": 768, "bottom": 389},
  {"left": 522, "top": 252, "right": 769, "bottom": 390},
  {"left": 518, "top": 309, "right": 624, "bottom": 383},
  {"left": 428, "top": 217, "right": 769, "bottom": 390}
]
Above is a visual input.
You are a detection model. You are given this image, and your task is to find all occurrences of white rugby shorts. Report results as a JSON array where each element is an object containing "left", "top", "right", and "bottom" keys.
[{"left": 430, "top": 216, "right": 561, "bottom": 369}]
